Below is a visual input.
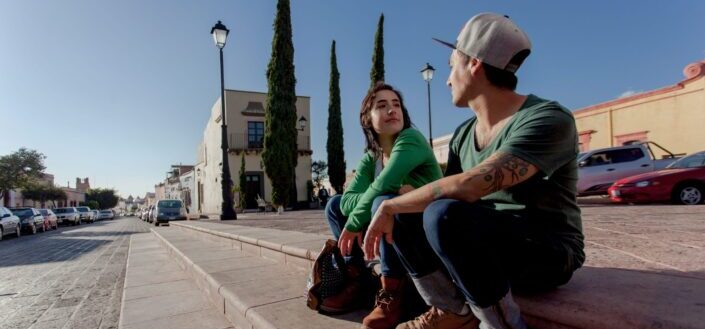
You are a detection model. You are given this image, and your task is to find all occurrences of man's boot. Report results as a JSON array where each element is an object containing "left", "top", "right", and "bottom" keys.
[
  {"left": 396, "top": 306, "right": 479, "bottom": 329},
  {"left": 361, "top": 276, "right": 404, "bottom": 329},
  {"left": 320, "top": 264, "right": 369, "bottom": 314}
]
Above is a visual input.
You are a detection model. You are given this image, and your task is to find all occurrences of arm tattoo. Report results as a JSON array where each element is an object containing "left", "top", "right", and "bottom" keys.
[
  {"left": 431, "top": 182, "right": 443, "bottom": 200},
  {"left": 476, "top": 153, "right": 532, "bottom": 194}
]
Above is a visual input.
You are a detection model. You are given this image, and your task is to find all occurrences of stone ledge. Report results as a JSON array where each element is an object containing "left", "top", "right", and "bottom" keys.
[
  {"left": 167, "top": 220, "right": 705, "bottom": 329},
  {"left": 150, "top": 227, "right": 365, "bottom": 329},
  {"left": 119, "top": 233, "right": 234, "bottom": 329}
]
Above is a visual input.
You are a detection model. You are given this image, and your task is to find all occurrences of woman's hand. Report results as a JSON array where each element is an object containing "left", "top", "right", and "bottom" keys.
[
  {"left": 364, "top": 200, "right": 396, "bottom": 261},
  {"left": 338, "top": 228, "right": 363, "bottom": 257},
  {"left": 398, "top": 184, "right": 415, "bottom": 195}
]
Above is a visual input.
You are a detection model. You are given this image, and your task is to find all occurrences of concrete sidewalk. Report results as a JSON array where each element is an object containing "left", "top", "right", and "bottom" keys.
[{"left": 118, "top": 233, "right": 234, "bottom": 329}]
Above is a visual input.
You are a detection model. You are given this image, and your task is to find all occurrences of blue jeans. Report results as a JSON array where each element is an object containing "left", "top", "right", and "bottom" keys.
[
  {"left": 325, "top": 194, "right": 405, "bottom": 278},
  {"left": 391, "top": 199, "right": 579, "bottom": 308}
]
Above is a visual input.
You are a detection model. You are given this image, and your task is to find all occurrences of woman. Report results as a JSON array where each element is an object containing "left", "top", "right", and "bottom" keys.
[{"left": 323, "top": 83, "right": 442, "bottom": 329}]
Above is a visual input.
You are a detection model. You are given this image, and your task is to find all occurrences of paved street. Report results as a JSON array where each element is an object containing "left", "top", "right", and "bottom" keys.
[{"left": 0, "top": 217, "right": 151, "bottom": 329}]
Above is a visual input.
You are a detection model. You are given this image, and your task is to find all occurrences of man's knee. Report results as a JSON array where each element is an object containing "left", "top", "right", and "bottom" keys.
[{"left": 422, "top": 199, "right": 459, "bottom": 241}]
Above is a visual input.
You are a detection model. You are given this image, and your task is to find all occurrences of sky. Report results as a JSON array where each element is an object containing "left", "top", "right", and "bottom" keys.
[{"left": 1, "top": 0, "right": 704, "bottom": 198}]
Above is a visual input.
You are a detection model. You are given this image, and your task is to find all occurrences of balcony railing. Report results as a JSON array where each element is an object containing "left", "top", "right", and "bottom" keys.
[{"left": 229, "top": 133, "right": 311, "bottom": 151}]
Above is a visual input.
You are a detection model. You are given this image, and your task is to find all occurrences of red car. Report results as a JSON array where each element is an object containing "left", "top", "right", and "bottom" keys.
[
  {"left": 38, "top": 209, "right": 59, "bottom": 230},
  {"left": 608, "top": 151, "right": 705, "bottom": 205}
]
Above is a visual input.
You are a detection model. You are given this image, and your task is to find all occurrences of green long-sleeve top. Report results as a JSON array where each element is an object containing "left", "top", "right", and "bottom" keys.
[{"left": 340, "top": 128, "right": 443, "bottom": 232}]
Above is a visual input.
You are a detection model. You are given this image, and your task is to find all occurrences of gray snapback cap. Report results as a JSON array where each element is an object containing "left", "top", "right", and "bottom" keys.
[{"left": 434, "top": 13, "right": 531, "bottom": 73}]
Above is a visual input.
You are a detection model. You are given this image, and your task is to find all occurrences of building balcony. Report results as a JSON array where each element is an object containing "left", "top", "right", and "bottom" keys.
[{"left": 228, "top": 133, "right": 312, "bottom": 154}]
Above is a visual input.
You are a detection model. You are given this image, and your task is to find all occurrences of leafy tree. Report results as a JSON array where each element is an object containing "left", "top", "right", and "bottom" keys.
[
  {"left": 306, "top": 180, "right": 314, "bottom": 202},
  {"left": 0, "top": 148, "right": 46, "bottom": 201},
  {"left": 21, "top": 181, "right": 66, "bottom": 208},
  {"left": 370, "top": 13, "right": 385, "bottom": 86},
  {"left": 238, "top": 155, "right": 247, "bottom": 208},
  {"left": 327, "top": 41, "right": 346, "bottom": 194},
  {"left": 80, "top": 200, "right": 100, "bottom": 210},
  {"left": 311, "top": 160, "right": 328, "bottom": 190},
  {"left": 263, "top": 0, "right": 298, "bottom": 209},
  {"left": 85, "top": 188, "right": 119, "bottom": 210}
]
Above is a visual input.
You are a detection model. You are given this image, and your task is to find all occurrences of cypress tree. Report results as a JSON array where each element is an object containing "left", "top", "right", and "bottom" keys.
[
  {"left": 370, "top": 13, "right": 385, "bottom": 87},
  {"left": 263, "top": 0, "right": 298, "bottom": 209},
  {"left": 238, "top": 155, "right": 246, "bottom": 209},
  {"left": 327, "top": 40, "right": 346, "bottom": 194}
]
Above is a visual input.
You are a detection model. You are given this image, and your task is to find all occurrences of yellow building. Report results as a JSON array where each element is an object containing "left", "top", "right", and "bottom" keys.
[
  {"left": 574, "top": 61, "right": 705, "bottom": 157},
  {"left": 195, "top": 90, "right": 312, "bottom": 214},
  {"left": 431, "top": 60, "right": 705, "bottom": 164}
]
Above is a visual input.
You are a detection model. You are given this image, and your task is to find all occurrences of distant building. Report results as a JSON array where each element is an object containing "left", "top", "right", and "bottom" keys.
[
  {"left": 431, "top": 60, "right": 705, "bottom": 164},
  {"left": 194, "top": 89, "right": 312, "bottom": 214},
  {"left": 574, "top": 61, "right": 705, "bottom": 156}
]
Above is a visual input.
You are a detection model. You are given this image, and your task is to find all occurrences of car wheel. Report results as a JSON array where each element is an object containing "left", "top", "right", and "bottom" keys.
[
  {"left": 154, "top": 221, "right": 159, "bottom": 226},
  {"left": 675, "top": 185, "right": 704, "bottom": 205},
  {"left": 41, "top": 223, "right": 46, "bottom": 232},
  {"left": 16, "top": 225, "right": 21, "bottom": 237}
]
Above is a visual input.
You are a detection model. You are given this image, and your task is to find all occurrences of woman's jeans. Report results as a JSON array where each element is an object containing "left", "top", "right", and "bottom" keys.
[{"left": 325, "top": 194, "right": 406, "bottom": 278}]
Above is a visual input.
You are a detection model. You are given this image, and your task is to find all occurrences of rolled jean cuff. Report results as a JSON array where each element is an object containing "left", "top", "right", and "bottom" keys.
[{"left": 411, "top": 270, "right": 467, "bottom": 314}]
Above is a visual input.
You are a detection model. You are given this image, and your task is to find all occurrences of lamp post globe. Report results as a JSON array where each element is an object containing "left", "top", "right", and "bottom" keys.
[
  {"left": 211, "top": 20, "right": 236, "bottom": 220},
  {"left": 298, "top": 115, "right": 307, "bottom": 131},
  {"left": 420, "top": 62, "right": 435, "bottom": 147}
]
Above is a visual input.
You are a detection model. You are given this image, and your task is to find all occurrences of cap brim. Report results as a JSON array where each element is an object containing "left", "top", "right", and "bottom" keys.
[{"left": 432, "top": 37, "right": 456, "bottom": 49}]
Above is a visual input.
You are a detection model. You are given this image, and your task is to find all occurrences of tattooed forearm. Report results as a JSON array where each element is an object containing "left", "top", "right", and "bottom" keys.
[
  {"left": 461, "top": 152, "right": 536, "bottom": 198},
  {"left": 431, "top": 182, "right": 443, "bottom": 200}
]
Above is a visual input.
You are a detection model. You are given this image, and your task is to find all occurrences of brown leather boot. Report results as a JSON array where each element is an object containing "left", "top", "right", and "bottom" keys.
[
  {"left": 361, "top": 276, "right": 404, "bottom": 329},
  {"left": 320, "top": 264, "right": 368, "bottom": 314}
]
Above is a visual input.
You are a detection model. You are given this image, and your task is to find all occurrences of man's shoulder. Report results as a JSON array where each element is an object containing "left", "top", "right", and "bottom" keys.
[{"left": 520, "top": 94, "right": 574, "bottom": 120}]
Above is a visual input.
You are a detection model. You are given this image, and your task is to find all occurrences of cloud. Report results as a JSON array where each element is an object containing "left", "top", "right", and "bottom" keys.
[{"left": 617, "top": 90, "right": 642, "bottom": 98}]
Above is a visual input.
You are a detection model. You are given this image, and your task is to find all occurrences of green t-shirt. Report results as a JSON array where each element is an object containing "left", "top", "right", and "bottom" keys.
[
  {"left": 341, "top": 128, "right": 443, "bottom": 232},
  {"left": 446, "top": 94, "right": 585, "bottom": 266}
]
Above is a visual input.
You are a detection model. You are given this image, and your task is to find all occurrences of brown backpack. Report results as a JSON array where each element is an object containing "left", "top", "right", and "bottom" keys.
[{"left": 306, "top": 239, "right": 347, "bottom": 310}]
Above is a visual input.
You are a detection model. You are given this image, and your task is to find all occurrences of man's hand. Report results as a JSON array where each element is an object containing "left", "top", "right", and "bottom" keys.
[
  {"left": 398, "top": 184, "right": 415, "bottom": 195},
  {"left": 338, "top": 228, "right": 362, "bottom": 257},
  {"left": 363, "top": 200, "right": 395, "bottom": 261}
]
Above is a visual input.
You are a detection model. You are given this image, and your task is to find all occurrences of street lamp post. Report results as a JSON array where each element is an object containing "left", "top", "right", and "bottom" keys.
[
  {"left": 421, "top": 63, "right": 435, "bottom": 147},
  {"left": 211, "top": 20, "right": 236, "bottom": 220}
]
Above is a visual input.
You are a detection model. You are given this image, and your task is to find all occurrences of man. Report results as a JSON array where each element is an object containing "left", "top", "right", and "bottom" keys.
[{"left": 364, "top": 13, "right": 585, "bottom": 329}]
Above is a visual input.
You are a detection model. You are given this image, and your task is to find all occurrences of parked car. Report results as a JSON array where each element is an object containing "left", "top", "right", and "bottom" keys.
[
  {"left": 53, "top": 207, "right": 81, "bottom": 226},
  {"left": 38, "top": 209, "right": 59, "bottom": 230},
  {"left": 146, "top": 205, "right": 155, "bottom": 223},
  {"left": 608, "top": 151, "right": 705, "bottom": 205},
  {"left": 76, "top": 207, "right": 95, "bottom": 223},
  {"left": 153, "top": 199, "right": 187, "bottom": 226},
  {"left": 10, "top": 208, "right": 45, "bottom": 234},
  {"left": 578, "top": 142, "right": 683, "bottom": 196},
  {"left": 96, "top": 210, "right": 114, "bottom": 220},
  {"left": 0, "top": 207, "right": 21, "bottom": 240}
]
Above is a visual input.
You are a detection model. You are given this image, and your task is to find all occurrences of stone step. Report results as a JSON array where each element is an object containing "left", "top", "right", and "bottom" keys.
[
  {"left": 150, "top": 225, "right": 368, "bottom": 329},
  {"left": 167, "top": 220, "right": 705, "bottom": 329},
  {"left": 119, "top": 233, "right": 234, "bottom": 329}
]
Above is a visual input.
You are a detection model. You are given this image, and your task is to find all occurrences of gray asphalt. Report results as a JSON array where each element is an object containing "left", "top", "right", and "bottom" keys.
[{"left": 0, "top": 217, "right": 151, "bottom": 329}]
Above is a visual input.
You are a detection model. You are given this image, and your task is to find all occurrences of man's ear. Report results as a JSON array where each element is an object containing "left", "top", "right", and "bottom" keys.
[{"left": 469, "top": 57, "right": 482, "bottom": 76}]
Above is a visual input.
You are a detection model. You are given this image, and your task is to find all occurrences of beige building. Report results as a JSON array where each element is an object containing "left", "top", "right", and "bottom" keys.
[
  {"left": 431, "top": 60, "right": 705, "bottom": 164},
  {"left": 574, "top": 60, "right": 705, "bottom": 156},
  {"left": 195, "top": 89, "right": 312, "bottom": 214}
]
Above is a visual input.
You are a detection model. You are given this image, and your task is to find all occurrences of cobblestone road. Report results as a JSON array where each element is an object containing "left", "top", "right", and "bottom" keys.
[{"left": 0, "top": 217, "right": 151, "bottom": 329}]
